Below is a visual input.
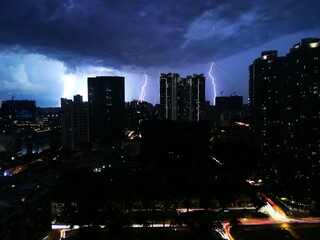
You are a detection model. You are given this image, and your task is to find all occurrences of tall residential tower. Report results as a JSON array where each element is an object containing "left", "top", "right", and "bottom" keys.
[
  {"left": 87, "top": 76, "right": 125, "bottom": 145},
  {"left": 159, "top": 73, "right": 206, "bottom": 121},
  {"left": 60, "top": 95, "right": 89, "bottom": 150},
  {"left": 249, "top": 38, "right": 320, "bottom": 172},
  {"left": 159, "top": 73, "right": 180, "bottom": 121}
]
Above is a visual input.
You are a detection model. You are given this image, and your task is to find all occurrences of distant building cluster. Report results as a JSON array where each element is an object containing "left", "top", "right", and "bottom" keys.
[
  {"left": 0, "top": 37, "right": 319, "bottom": 239},
  {"left": 1, "top": 100, "right": 36, "bottom": 121},
  {"left": 0, "top": 100, "right": 53, "bottom": 155},
  {"left": 0, "top": 37, "right": 318, "bottom": 172}
]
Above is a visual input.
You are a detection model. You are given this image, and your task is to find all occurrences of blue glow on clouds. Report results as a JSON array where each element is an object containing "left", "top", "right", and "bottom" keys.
[
  {"left": 0, "top": 1, "right": 319, "bottom": 107},
  {"left": 1, "top": 31, "right": 319, "bottom": 107}
]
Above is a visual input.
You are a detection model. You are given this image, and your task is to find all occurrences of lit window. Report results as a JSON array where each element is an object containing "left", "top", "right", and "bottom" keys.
[{"left": 309, "top": 42, "right": 319, "bottom": 48}]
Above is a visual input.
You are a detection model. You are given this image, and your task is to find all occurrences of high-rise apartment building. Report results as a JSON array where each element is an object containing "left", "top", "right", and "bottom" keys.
[
  {"left": 249, "top": 38, "right": 320, "bottom": 171},
  {"left": 87, "top": 76, "right": 125, "bottom": 144},
  {"left": 284, "top": 38, "right": 320, "bottom": 170},
  {"left": 159, "top": 73, "right": 180, "bottom": 120},
  {"left": 60, "top": 95, "right": 89, "bottom": 150},
  {"left": 249, "top": 50, "right": 286, "bottom": 161},
  {"left": 179, "top": 74, "right": 206, "bottom": 121},
  {"left": 160, "top": 73, "right": 206, "bottom": 121}
]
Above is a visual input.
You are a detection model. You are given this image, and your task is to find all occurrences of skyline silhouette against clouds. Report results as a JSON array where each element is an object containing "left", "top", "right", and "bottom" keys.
[{"left": 0, "top": 0, "right": 319, "bottom": 106}]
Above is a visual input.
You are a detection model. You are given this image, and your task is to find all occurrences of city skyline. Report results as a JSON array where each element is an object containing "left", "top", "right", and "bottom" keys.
[{"left": 0, "top": 0, "right": 319, "bottom": 107}]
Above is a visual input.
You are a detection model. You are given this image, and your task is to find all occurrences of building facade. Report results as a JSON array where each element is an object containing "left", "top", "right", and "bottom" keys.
[
  {"left": 249, "top": 50, "right": 286, "bottom": 162},
  {"left": 249, "top": 38, "right": 320, "bottom": 171},
  {"left": 60, "top": 95, "right": 89, "bottom": 150},
  {"left": 284, "top": 38, "right": 320, "bottom": 171},
  {"left": 179, "top": 74, "right": 206, "bottom": 121},
  {"left": 87, "top": 76, "right": 125, "bottom": 145},
  {"left": 159, "top": 73, "right": 180, "bottom": 120},
  {"left": 160, "top": 73, "right": 206, "bottom": 121}
]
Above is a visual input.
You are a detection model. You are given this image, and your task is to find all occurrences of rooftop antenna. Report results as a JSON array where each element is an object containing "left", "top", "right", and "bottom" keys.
[{"left": 9, "top": 92, "right": 15, "bottom": 100}]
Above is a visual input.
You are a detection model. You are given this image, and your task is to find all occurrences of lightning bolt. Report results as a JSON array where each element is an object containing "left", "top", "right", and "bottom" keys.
[
  {"left": 138, "top": 72, "right": 148, "bottom": 102},
  {"left": 208, "top": 62, "right": 217, "bottom": 105}
]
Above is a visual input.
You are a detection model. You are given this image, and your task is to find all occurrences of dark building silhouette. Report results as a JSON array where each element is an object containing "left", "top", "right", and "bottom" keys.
[
  {"left": 140, "top": 119, "right": 210, "bottom": 167},
  {"left": 249, "top": 51, "right": 286, "bottom": 162},
  {"left": 215, "top": 95, "right": 244, "bottom": 128},
  {"left": 249, "top": 38, "right": 320, "bottom": 171},
  {"left": 160, "top": 73, "right": 206, "bottom": 121},
  {"left": 0, "top": 183, "right": 51, "bottom": 240},
  {"left": 60, "top": 95, "right": 89, "bottom": 150},
  {"left": 1, "top": 100, "right": 36, "bottom": 122},
  {"left": 125, "top": 100, "right": 157, "bottom": 130},
  {"left": 284, "top": 38, "right": 320, "bottom": 171},
  {"left": 87, "top": 76, "right": 125, "bottom": 145},
  {"left": 20, "top": 130, "right": 51, "bottom": 155}
]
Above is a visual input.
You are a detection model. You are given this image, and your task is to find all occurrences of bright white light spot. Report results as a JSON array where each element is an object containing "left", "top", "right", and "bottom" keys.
[
  {"left": 62, "top": 74, "right": 77, "bottom": 99},
  {"left": 309, "top": 42, "right": 319, "bottom": 48}
]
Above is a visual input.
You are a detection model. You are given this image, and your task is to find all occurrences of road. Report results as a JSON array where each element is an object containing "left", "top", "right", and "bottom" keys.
[
  {"left": 223, "top": 193, "right": 320, "bottom": 240},
  {"left": 49, "top": 193, "right": 320, "bottom": 240}
]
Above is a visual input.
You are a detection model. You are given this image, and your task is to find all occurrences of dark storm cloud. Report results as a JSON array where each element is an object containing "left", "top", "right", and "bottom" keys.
[{"left": 0, "top": 0, "right": 319, "bottom": 69}]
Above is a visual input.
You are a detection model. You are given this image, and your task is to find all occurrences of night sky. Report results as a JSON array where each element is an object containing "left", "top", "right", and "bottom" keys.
[{"left": 0, "top": 0, "right": 319, "bottom": 107}]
